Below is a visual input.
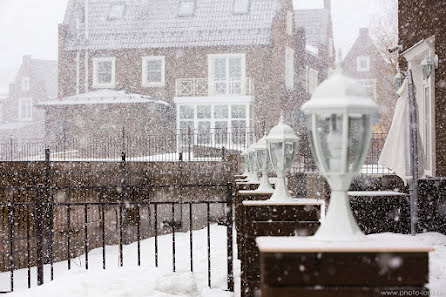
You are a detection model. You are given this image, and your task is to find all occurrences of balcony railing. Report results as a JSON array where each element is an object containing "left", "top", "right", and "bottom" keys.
[{"left": 175, "top": 78, "right": 254, "bottom": 97}]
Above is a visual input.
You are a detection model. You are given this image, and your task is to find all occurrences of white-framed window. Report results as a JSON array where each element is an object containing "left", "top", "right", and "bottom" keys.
[
  {"left": 423, "top": 85, "right": 432, "bottom": 174},
  {"left": 286, "top": 11, "right": 293, "bottom": 35},
  {"left": 357, "top": 56, "right": 370, "bottom": 72},
  {"left": 18, "top": 97, "right": 33, "bottom": 121},
  {"left": 178, "top": 0, "right": 196, "bottom": 17},
  {"left": 177, "top": 103, "right": 250, "bottom": 147},
  {"left": 93, "top": 57, "right": 116, "bottom": 88},
  {"left": 108, "top": 3, "right": 126, "bottom": 20},
  {"left": 308, "top": 67, "right": 319, "bottom": 94},
  {"left": 285, "top": 47, "right": 294, "bottom": 89},
  {"left": 233, "top": 0, "right": 250, "bottom": 14},
  {"left": 142, "top": 56, "right": 166, "bottom": 87},
  {"left": 357, "top": 79, "right": 377, "bottom": 100},
  {"left": 208, "top": 54, "right": 246, "bottom": 96},
  {"left": 21, "top": 77, "right": 30, "bottom": 92}
]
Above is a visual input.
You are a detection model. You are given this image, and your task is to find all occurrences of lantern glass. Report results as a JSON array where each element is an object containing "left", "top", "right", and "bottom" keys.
[
  {"left": 268, "top": 142, "right": 281, "bottom": 170},
  {"left": 256, "top": 149, "right": 268, "bottom": 169},
  {"left": 284, "top": 142, "right": 297, "bottom": 169},
  {"left": 248, "top": 150, "right": 258, "bottom": 171},
  {"left": 309, "top": 113, "right": 371, "bottom": 174}
]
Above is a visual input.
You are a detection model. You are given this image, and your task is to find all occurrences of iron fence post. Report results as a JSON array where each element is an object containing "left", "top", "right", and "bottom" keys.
[
  {"left": 36, "top": 184, "right": 44, "bottom": 286},
  {"left": 226, "top": 182, "right": 234, "bottom": 292}
]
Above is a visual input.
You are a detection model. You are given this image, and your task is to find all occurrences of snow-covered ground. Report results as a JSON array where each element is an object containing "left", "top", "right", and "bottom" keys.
[
  {"left": 2, "top": 225, "right": 238, "bottom": 297},
  {"left": 2, "top": 227, "right": 445, "bottom": 296}
]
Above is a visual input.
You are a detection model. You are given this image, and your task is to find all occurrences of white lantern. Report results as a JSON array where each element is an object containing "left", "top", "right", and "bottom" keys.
[
  {"left": 301, "top": 67, "right": 378, "bottom": 241},
  {"left": 251, "top": 136, "right": 273, "bottom": 192},
  {"left": 247, "top": 144, "right": 260, "bottom": 183},
  {"left": 240, "top": 151, "right": 250, "bottom": 178},
  {"left": 265, "top": 115, "right": 299, "bottom": 200}
]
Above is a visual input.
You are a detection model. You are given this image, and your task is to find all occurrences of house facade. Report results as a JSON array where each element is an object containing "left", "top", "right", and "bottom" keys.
[
  {"left": 294, "top": 0, "right": 335, "bottom": 99},
  {"left": 398, "top": 0, "right": 445, "bottom": 177},
  {"left": 343, "top": 28, "right": 397, "bottom": 132},
  {"left": 57, "top": 0, "right": 300, "bottom": 148},
  {"left": 0, "top": 55, "right": 57, "bottom": 141}
]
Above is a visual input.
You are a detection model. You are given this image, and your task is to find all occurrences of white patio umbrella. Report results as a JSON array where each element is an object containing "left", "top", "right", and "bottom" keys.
[{"left": 378, "top": 78, "right": 424, "bottom": 183}]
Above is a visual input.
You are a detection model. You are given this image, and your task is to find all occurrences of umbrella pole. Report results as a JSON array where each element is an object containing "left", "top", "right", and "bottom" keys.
[{"left": 407, "top": 70, "right": 419, "bottom": 236}]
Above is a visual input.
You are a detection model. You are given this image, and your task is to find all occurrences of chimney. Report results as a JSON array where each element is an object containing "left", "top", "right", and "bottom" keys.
[
  {"left": 360, "top": 28, "right": 369, "bottom": 36},
  {"left": 324, "top": 0, "right": 331, "bottom": 11}
]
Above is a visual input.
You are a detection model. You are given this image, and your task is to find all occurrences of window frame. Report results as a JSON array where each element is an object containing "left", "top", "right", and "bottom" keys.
[
  {"left": 232, "top": 0, "right": 250, "bottom": 15},
  {"left": 92, "top": 57, "right": 116, "bottom": 89},
  {"left": 178, "top": 0, "right": 196, "bottom": 17},
  {"left": 18, "top": 97, "right": 33, "bottom": 121},
  {"left": 356, "top": 56, "right": 370, "bottom": 72},
  {"left": 21, "top": 77, "right": 30, "bottom": 92},
  {"left": 422, "top": 71, "right": 435, "bottom": 177},
  {"left": 142, "top": 56, "right": 166, "bottom": 88},
  {"left": 208, "top": 54, "right": 246, "bottom": 96}
]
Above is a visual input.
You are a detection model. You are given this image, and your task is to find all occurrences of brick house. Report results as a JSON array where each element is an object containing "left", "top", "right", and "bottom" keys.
[
  {"left": 295, "top": 0, "right": 335, "bottom": 98},
  {"left": 343, "top": 28, "right": 397, "bottom": 132},
  {"left": 398, "top": 0, "right": 445, "bottom": 177},
  {"left": 55, "top": 0, "right": 300, "bottom": 149},
  {"left": 0, "top": 55, "right": 57, "bottom": 142}
]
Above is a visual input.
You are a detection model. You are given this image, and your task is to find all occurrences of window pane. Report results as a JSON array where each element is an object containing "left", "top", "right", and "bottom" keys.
[
  {"left": 198, "top": 121, "right": 211, "bottom": 144},
  {"left": 180, "top": 121, "right": 194, "bottom": 131},
  {"left": 179, "top": 105, "right": 194, "bottom": 119},
  {"left": 231, "top": 105, "right": 246, "bottom": 119},
  {"left": 229, "top": 57, "right": 242, "bottom": 79},
  {"left": 214, "top": 105, "right": 228, "bottom": 119},
  {"left": 147, "top": 60, "right": 162, "bottom": 83},
  {"left": 108, "top": 4, "right": 126, "bottom": 20},
  {"left": 179, "top": 0, "right": 195, "bottom": 16},
  {"left": 98, "top": 61, "right": 112, "bottom": 83},
  {"left": 215, "top": 121, "right": 228, "bottom": 145},
  {"left": 214, "top": 59, "right": 226, "bottom": 80},
  {"left": 197, "top": 105, "right": 211, "bottom": 119}
]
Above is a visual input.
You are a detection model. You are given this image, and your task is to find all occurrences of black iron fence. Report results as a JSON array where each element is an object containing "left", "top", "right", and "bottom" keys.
[
  {"left": 0, "top": 183, "right": 234, "bottom": 293},
  {"left": 0, "top": 128, "right": 258, "bottom": 162},
  {"left": 0, "top": 131, "right": 389, "bottom": 175}
]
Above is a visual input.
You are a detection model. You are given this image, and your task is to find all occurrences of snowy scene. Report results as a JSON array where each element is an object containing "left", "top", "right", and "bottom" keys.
[{"left": 0, "top": 0, "right": 445, "bottom": 296}]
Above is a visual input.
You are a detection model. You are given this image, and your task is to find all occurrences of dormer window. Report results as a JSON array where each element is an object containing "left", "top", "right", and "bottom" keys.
[
  {"left": 233, "top": 0, "right": 250, "bottom": 15},
  {"left": 108, "top": 3, "right": 126, "bottom": 21},
  {"left": 21, "top": 77, "right": 30, "bottom": 92},
  {"left": 357, "top": 56, "right": 370, "bottom": 72},
  {"left": 178, "top": 1, "right": 196, "bottom": 17}
]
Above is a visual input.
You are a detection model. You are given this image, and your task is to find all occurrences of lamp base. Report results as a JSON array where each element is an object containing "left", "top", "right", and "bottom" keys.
[
  {"left": 255, "top": 171, "right": 273, "bottom": 192},
  {"left": 268, "top": 175, "right": 293, "bottom": 201},
  {"left": 314, "top": 190, "right": 364, "bottom": 241}
]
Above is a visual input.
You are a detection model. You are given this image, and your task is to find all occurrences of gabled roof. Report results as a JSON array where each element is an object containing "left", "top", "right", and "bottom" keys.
[
  {"left": 63, "top": 0, "right": 283, "bottom": 51},
  {"left": 37, "top": 90, "right": 170, "bottom": 107},
  {"left": 29, "top": 59, "right": 58, "bottom": 99},
  {"left": 294, "top": 9, "right": 330, "bottom": 50}
]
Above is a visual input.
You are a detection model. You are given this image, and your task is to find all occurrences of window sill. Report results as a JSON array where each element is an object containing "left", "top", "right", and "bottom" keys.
[
  {"left": 92, "top": 84, "right": 116, "bottom": 89},
  {"left": 142, "top": 83, "right": 165, "bottom": 88}
]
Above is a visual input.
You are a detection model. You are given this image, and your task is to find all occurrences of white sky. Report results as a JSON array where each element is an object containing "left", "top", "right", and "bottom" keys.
[{"left": 0, "top": 0, "right": 394, "bottom": 94}]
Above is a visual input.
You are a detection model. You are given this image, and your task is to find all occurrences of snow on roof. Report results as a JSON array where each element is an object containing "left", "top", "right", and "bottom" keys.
[
  {"left": 37, "top": 90, "right": 170, "bottom": 107},
  {"left": 63, "top": 0, "right": 282, "bottom": 51},
  {"left": 295, "top": 9, "right": 330, "bottom": 50}
]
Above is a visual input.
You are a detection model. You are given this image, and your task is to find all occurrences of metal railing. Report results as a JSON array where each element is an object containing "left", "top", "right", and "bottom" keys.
[
  {"left": 0, "top": 182, "right": 234, "bottom": 293},
  {"left": 0, "top": 129, "right": 258, "bottom": 162},
  {"left": 175, "top": 78, "right": 253, "bottom": 97}
]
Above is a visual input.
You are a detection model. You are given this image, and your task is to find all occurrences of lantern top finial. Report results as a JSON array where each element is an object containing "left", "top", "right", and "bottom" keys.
[{"left": 265, "top": 115, "right": 299, "bottom": 143}]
